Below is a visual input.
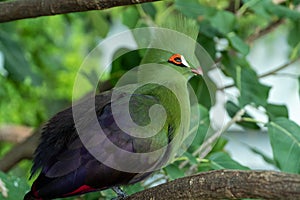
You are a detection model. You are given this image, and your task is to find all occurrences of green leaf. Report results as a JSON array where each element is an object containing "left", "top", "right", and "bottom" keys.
[
  {"left": 265, "top": 1, "right": 300, "bottom": 20},
  {"left": 189, "top": 76, "right": 216, "bottom": 109},
  {"left": 210, "top": 137, "right": 228, "bottom": 153},
  {"left": 198, "top": 20, "right": 219, "bottom": 38},
  {"left": 221, "top": 53, "right": 250, "bottom": 76},
  {"left": 222, "top": 53, "right": 270, "bottom": 107},
  {"left": 112, "top": 48, "right": 141, "bottom": 71},
  {"left": 237, "top": 11, "right": 269, "bottom": 38},
  {"left": 290, "top": 42, "right": 300, "bottom": 60},
  {"left": 244, "top": 0, "right": 300, "bottom": 20},
  {"left": 0, "top": 171, "right": 29, "bottom": 200},
  {"left": 122, "top": 7, "right": 140, "bottom": 28},
  {"left": 174, "top": 0, "right": 217, "bottom": 19},
  {"left": 266, "top": 103, "right": 289, "bottom": 121},
  {"left": 208, "top": 152, "right": 250, "bottom": 170},
  {"left": 294, "top": 0, "right": 300, "bottom": 5},
  {"left": 0, "top": 31, "right": 41, "bottom": 85},
  {"left": 227, "top": 32, "right": 249, "bottom": 55},
  {"left": 87, "top": 12, "right": 109, "bottom": 38},
  {"left": 141, "top": 3, "right": 157, "bottom": 20},
  {"left": 110, "top": 48, "right": 142, "bottom": 85},
  {"left": 77, "top": 191, "right": 106, "bottom": 200},
  {"left": 187, "top": 104, "right": 210, "bottom": 152},
  {"left": 236, "top": 66, "right": 270, "bottom": 107},
  {"left": 124, "top": 183, "right": 144, "bottom": 195},
  {"left": 268, "top": 118, "right": 300, "bottom": 173},
  {"left": 222, "top": 54, "right": 270, "bottom": 107},
  {"left": 164, "top": 164, "right": 185, "bottom": 180},
  {"left": 174, "top": 0, "right": 220, "bottom": 39},
  {"left": 197, "top": 160, "right": 214, "bottom": 172},
  {"left": 288, "top": 20, "right": 300, "bottom": 48},
  {"left": 226, "top": 101, "right": 260, "bottom": 129},
  {"left": 209, "top": 11, "right": 236, "bottom": 34},
  {"left": 182, "top": 152, "right": 198, "bottom": 165},
  {"left": 287, "top": 19, "right": 300, "bottom": 60},
  {"left": 242, "top": 0, "right": 272, "bottom": 20},
  {"left": 197, "top": 34, "right": 217, "bottom": 58}
]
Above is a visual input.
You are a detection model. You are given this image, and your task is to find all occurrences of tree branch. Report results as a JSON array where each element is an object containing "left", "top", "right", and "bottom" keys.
[
  {"left": 126, "top": 170, "right": 300, "bottom": 200},
  {"left": 0, "top": 0, "right": 160, "bottom": 23},
  {"left": 0, "top": 130, "right": 40, "bottom": 172},
  {"left": 0, "top": 125, "right": 33, "bottom": 143}
]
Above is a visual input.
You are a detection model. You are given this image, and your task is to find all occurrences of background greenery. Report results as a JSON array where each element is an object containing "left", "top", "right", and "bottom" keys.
[{"left": 0, "top": 0, "right": 300, "bottom": 199}]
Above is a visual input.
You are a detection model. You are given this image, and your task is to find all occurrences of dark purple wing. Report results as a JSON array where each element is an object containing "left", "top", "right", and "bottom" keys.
[
  {"left": 31, "top": 90, "right": 120, "bottom": 176},
  {"left": 26, "top": 90, "right": 160, "bottom": 199}
]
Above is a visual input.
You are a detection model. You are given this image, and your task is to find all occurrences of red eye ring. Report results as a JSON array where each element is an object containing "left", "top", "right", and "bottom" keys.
[{"left": 168, "top": 54, "right": 183, "bottom": 66}]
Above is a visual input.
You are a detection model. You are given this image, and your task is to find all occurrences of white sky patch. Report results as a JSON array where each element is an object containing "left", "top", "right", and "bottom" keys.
[
  {"left": 0, "top": 178, "right": 8, "bottom": 198},
  {"left": 0, "top": 51, "right": 8, "bottom": 76}
]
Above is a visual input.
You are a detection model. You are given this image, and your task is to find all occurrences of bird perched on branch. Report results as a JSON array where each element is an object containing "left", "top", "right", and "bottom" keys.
[{"left": 24, "top": 17, "right": 203, "bottom": 200}]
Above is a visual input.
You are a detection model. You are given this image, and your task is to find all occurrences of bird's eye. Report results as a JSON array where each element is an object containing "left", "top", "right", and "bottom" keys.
[
  {"left": 168, "top": 54, "right": 189, "bottom": 68},
  {"left": 174, "top": 57, "right": 182, "bottom": 63}
]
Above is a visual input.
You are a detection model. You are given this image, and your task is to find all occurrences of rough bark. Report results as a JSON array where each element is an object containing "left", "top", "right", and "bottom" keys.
[
  {"left": 0, "top": 0, "right": 160, "bottom": 23},
  {"left": 126, "top": 170, "right": 300, "bottom": 200},
  {"left": 0, "top": 125, "right": 33, "bottom": 143},
  {"left": 0, "top": 130, "right": 40, "bottom": 172}
]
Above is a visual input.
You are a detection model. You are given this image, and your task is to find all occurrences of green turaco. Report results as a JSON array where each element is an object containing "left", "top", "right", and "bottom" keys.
[{"left": 24, "top": 17, "right": 203, "bottom": 200}]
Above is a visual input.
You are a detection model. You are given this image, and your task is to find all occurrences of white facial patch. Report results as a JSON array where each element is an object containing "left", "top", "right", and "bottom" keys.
[{"left": 180, "top": 55, "right": 190, "bottom": 68}]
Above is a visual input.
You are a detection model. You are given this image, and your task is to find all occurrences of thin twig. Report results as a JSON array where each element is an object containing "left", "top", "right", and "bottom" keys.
[
  {"left": 246, "top": 19, "right": 285, "bottom": 44},
  {"left": 218, "top": 58, "right": 300, "bottom": 90},
  {"left": 259, "top": 58, "right": 300, "bottom": 78},
  {"left": 179, "top": 108, "right": 245, "bottom": 170},
  {"left": 269, "top": 72, "right": 300, "bottom": 78}
]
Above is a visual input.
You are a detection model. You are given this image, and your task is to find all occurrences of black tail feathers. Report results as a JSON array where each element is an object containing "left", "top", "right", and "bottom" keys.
[{"left": 23, "top": 191, "right": 37, "bottom": 200}]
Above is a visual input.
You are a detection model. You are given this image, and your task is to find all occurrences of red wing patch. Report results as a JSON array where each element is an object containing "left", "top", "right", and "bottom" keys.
[
  {"left": 63, "top": 185, "right": 96, "bottom": 197},
  {"left": 31, "top": 183, "right": 43, "bottom": 200}
]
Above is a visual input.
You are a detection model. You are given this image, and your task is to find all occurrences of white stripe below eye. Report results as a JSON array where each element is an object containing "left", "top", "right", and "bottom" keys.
[{"left": 181, "top": 55, "right": 190, "bottom": 68}]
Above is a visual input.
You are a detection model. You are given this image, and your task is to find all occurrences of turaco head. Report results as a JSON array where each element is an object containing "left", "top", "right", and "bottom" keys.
[
  {"left": 139, "top": 15, "right": 203, "bottom": 81},
  {"left": 167, "top": 53, "right": 202, "bottom": 77},
  {"left": 140, "top": 49, "right": 203, "bottom": 82}
]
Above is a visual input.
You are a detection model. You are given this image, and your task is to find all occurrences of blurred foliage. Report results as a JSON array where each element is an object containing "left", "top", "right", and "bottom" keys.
[
  {"left": 0, "top": 0, "right": 300, "bottom": 199},
  {"left": 0, "top": 171, "right": 29, "bottom": 200}
]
